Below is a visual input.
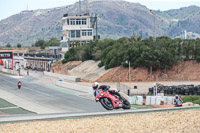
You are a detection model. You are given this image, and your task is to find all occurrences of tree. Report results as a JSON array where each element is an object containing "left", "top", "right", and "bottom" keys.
[
  {"left": 47, "top": 37, "right": 60, "bottom": 47},
  {"left": 17, "top": 43, "right": 22, "bottom": 48},
  {"left": 6, "top": 43, "right": 11, "bottom": 48},
  {"left": 35, "top": 39, "right": 45, "bottom": 48}
]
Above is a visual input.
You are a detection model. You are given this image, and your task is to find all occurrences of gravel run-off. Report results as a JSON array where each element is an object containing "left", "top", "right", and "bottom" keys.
[{"left": 0, "top": 109, "right": 199, "bottom": 133}]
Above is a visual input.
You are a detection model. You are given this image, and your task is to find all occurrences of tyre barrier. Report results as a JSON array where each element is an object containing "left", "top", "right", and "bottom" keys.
[{"left": 148, "top": 84, "right": 200, "bottom": 95}]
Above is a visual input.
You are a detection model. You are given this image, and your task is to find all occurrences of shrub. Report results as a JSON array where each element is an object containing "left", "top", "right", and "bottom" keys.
[
  {"left": 193, "top": 99, "right": 200, "bottom": 104},
  {"left": 62, "top": 59, "right": 67, "bottom": 64},
  {"left": 182, "top": 96, "right": 193, "bottom": 102},
  {"left": 182, "top": 95, "right": 200, "bottom": 103},
  {"left": 190, "top": 95, "right": 199, "bottom": 101}
]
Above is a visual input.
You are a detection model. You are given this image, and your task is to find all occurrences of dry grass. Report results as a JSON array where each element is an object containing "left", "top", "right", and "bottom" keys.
[{"left": 0, "top": 109, "right": 199, "bottom": 133}]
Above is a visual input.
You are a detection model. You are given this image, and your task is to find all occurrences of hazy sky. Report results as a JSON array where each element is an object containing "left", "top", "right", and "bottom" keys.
[{"left": 0, "top": 0, "right": 200, "bottom": 20}]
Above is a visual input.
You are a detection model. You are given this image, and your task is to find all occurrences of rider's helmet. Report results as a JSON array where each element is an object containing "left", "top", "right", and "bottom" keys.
[
  {"left": 92, "top": 82, "right": 99, "bottom": 90},
  {"left": 175, "top": 95, "right": 179, "bottom": 99},
  {"left": 18, "top": 81, "right": 21, "bottom": 85}
]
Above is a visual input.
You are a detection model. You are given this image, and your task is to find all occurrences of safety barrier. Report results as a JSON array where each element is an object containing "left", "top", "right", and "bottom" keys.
[
  {"left": 128, "top": 96, "right": 143, "bottom": 105},
  {"left": 149, "top": 85, "right": 200, "bottom": 95},
  {"left": 145, "top": 96, "right": 174, "bottom": 105},
  {"left": 0, "top": 66, "right": 18, "bottom": 75},
  {"left": 56, "top": 80, "right": 90, "bottom": 93},
  {"left": 44, "top": 71, "right": 81, "bottom": 82}
]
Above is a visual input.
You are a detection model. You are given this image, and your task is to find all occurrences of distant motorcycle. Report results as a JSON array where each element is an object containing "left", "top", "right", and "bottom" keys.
[
  {"left": 174, "top": 100, "right": 183, "bottom": 107},
  {"left": 18, "top": 84, "right": 21, "bottom": 89},
  {"left": 95, "top": 87, "right": 131, "bottom": 110},
  {"left": 17, "top": 81, "right": 21, "bottom": 89}
]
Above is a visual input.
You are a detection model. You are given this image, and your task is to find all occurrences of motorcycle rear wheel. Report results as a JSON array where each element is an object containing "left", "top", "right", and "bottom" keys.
[{"left": 100, "top": 98, "right": 113, "bottom": 110}]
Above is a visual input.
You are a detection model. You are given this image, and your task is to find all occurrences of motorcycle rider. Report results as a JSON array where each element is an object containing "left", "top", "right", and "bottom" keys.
[
  {"left": 174, "top": 94, "right": 183, "bottom": 106},
  {"left": 92, "top": 82, "right": 121, "bottom": 99},
  {"left": 17, "top": 81, "right": 22, "bottom": 89}
]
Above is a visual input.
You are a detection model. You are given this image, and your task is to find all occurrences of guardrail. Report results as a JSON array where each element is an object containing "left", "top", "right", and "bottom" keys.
[
  {"left": 0, "top": 106, "right": 199, "bottom": 122},
  {"left": 56, "top": 80, "right": 90, "bottom": 93},
  {"left": 0, "top": 66, "right": 18, "bottom": 75},
  {"left": 44, "top": 71, "right": 81, "bottom": 82}
]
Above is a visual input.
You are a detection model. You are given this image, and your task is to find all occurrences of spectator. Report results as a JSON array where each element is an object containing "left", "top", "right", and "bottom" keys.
[{"left": 27, "top": 69, "right": 29, "bottom": 76}]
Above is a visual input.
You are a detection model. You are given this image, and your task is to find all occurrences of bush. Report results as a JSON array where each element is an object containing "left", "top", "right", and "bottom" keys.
[
  {"left": 182, "top": 95, "right": 200, "bottom": 103},
  {"left": 193, "top": 99, "right": 200, "bottom": 104},
  {"left": 190, "top": 95, "right": 199, "bottom": 101},
  {"left": 62, "top": 59, "right": 67, "bottom": 64},
  {"left": 98, "top": 62, "right": 104, "bottom": 67},
  {"left": 182, "top": 96, "right": 193, "bottom": 102}
]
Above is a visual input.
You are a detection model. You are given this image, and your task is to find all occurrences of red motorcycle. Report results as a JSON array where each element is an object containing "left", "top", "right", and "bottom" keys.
[
  {"left": 174, "top": 100, "right": 183, "bottom": 107},
  {"left": 17, "top": 81, "right": 21, "bottom": 89},
  {"left": 95, "top": 88, "right": 131, "bottom": 110}
]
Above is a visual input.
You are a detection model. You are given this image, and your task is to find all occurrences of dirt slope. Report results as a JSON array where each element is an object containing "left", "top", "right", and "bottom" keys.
[
  {"left": 67, "top": 60, "right": 111, "bottom": 82},
  {"left": 50, "top": 61, "right": 82, "bottom": 75},
  {"left": 96, "top": 61, "right": 200, "bottom": 82}
]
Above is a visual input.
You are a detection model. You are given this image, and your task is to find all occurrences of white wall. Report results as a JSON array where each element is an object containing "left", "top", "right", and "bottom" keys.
[
  {"left": 56, "top": 80, "right": 90, "bottom": 93},
  {"left": 44, "top": 71, "right": 81, "bottom": 82}
]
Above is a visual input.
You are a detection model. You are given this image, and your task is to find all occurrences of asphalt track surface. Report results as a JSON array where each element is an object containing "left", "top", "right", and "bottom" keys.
[
  {"left": 0, "top": 73, "right": 106, "bottom": 114},
  {"left": 0, "top": 73, "right": 200, "bottom": 122}
]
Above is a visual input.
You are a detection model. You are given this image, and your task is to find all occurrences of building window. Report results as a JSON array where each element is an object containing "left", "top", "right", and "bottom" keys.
[
  {"left": 82, "top": 19, "right": 86, "bottom": 25},
  {"left": 71, "top": 30, "right": 75, "bottom": 38},
  {"left": 70, "top": 30, "right": 81, "bottom": 38},
  {"left": 70, "top": 19, "right": 75, "bottom": 25},
  {"left": 76, "top": 30, "right": 80, "bottom": 38},
  {"left": 88, "top": 29, "right": 92, "bottom": 36},
  {"left": 67, "top": 19, "right": 69, "bottom": 25},
  {"left": 82, "top": 29, "right": 92, "bottom": 36},
  {"left": 76, "top": 19, "right": 81, "bottom": 25},
  {"left": 82, "top": 30, "right": 87, "bottom": 36}
]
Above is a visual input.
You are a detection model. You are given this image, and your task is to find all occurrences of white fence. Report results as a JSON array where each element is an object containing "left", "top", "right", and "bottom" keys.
[
  {"left": 56, "top": 80, "right": 90, "bottom": 93},
  {"left": 146, "top": 96, "right": 174, "bottom": 105},
  {"left": 129, "top": 96, "right": 143, "bottom": 105},
  {"left": 0, "top": 66, "right": 18, "bottom": 75},
  {"left": 44, "top": 71, "right": 81, "bottom": 82}
]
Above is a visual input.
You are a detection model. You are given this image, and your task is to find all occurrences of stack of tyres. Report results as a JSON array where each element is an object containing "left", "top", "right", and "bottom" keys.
[
  {"left": 157, "top": 87, "right": 161, "bottom": 93},
  {"left": 159, "top": 86, "right": 165, "bottom": 93},
  {"left": 198, "top": 86, "right": 200, "bottom": 95},
  {"left": 163, "top": 86, "right": 168, "bottom": 94},
  {"left": 194, "top": 86, "right": 198, "bottom": 95},
  {"left": 188, "top": 85, "right": 194, "bottom": 95},
  {"left": 171, "top": 86, "right": 176, "bottom": 95},
  {"left": 184, "top": 86, "right": 189, "bottom": 95},
  {"left": 149, "top": 84, "right": 200, "bottom": 95},
  {"left": 180, "top": 85, "right": 186, "bottom": 95},
  {"left": 148, "top": 87, "right": 153, "bottom": 94},
  {"left": 167, "top": 86, "right": 172, "bottom": 95},
  {"left": 176, "top": 86, "right": 182, "bottom": 95},
  {"left": 166, "top": 86, "right": 170, "bottom": 95}
]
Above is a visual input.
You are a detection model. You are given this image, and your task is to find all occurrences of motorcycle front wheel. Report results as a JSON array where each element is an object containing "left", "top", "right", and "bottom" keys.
[
  {"left": 122, "top": 97, "right": 131, "bottom": 109},
  {"left": 100, "top": 98, "right": 113, "bottom": 110}
]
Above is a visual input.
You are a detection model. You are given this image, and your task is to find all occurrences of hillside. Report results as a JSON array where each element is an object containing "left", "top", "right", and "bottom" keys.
[
  {"left": 96, "top": 61, "right": 200, "bottom": 82},
  {"left": 0, "top": 0, "right": 200, "bottom": 46},
  {"left": 156, "top": 6, "right": 200, "bottom": 38},
  {"left": 51, "top": 60, "right": 200, "bottom": 82}
]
